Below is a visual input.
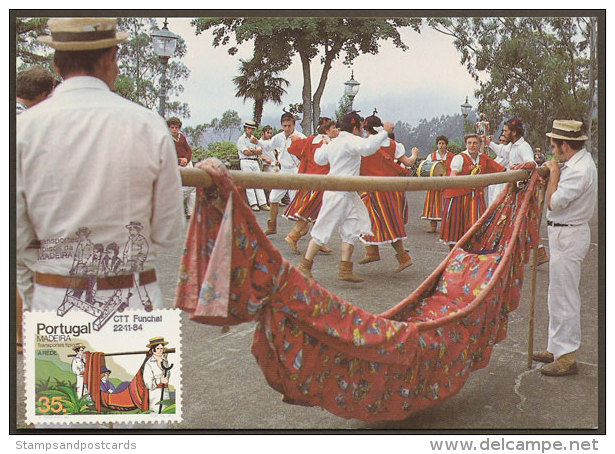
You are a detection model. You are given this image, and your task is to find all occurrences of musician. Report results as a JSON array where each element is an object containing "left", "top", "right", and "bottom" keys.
[
  {"left": 297, "top": 112, "right": 394, "bottom": 282},
  {"left": 421, "top": 135, "right": 455, "bottom": 233},
  {"left": 533, "top": 120, "right": 597, "bottom": 376},
  {"left": 357, "top": 113, "right": 419, "bottom": 273},
  {"left": 440, "top": 134, "right": 505, "bottom": 248}
]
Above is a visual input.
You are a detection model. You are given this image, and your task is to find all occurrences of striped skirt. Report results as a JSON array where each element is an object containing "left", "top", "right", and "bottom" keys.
[
  {"left": 282, "top": 189, "right": 324, "bottom": 222},
  {"left": 439, "top": 190, "right": 486, "bottom": 245},
  {"left": 421, "top": 189, "right": 443, "bottom": 220},
  {"left": 359, "top": 191, "right": 408, "bottom": 244}
]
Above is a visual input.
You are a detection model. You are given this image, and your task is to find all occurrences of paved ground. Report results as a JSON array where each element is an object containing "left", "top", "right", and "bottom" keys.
[{"left": 15, "top": 189, "right": 600, "bottom": 431}]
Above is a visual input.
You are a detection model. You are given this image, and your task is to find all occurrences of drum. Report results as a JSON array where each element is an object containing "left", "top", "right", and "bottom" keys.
[{"left": 417, "top": 160, "right": 445, "bottom": 177}]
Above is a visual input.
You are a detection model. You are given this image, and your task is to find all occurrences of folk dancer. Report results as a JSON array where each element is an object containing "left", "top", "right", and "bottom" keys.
[
  {"left": 297, "top": 112, "right": 394, "bottom": 282},
  {"left": 264, "top": 112, "right": 305, "bottom": 234},
  {"left": 236, "top": 120, "right": 270, "bottom": 212},
  {"left": 485, "top": 117, "right": 548, "bottom": 265},
  {"left": 421, "top": 135, "right": 455, "bottom": 233},
  {"left": 358, "top": 113, "right": 419, "bottom": 273},
  {"left": 440, "top": 134, "right": 506, "bottom": 249},
  {"left": 282, "top": 118, "right": 338, "bottom": 255},
  {"left": 532, "top": 120, "right": 597, "bottom": 376}
]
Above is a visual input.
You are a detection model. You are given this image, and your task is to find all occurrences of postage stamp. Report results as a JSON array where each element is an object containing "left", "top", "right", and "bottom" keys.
[{"left": 23, "top": 308, "right": 182, "bottom": 426}]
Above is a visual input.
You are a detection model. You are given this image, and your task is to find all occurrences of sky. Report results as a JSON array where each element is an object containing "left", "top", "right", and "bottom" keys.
[{"left": 160, "top": 16, "right": 481, "bottom": 130}]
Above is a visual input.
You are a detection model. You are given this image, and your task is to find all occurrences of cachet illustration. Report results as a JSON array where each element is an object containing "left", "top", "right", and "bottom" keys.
[
  {"left": 24, "top": 308, "right": 182, "bottom": 425},
  {"left": 41, "top": 222, "right": 154, "bottom": 331}
]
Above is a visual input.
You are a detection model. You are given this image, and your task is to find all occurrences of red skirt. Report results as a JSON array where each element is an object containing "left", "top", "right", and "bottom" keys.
[
  {"left": 360, "top": 191, "right": 408, "bottom": 244},
  {"left": 283, "top": 189, "right": 324, "bottom": 222},
  {"left": 439, "top": 190, "right": 486, "bottom": 244},
  {"left": 421, "top": 189, "right": 443, "bottom": 220}
]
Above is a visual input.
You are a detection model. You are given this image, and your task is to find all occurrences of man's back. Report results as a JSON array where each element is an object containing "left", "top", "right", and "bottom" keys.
[{"left": 17, "top": 76, "right": 183, "bottom": 278}]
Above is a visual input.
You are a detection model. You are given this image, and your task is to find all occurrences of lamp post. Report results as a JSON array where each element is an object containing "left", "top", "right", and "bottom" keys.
[
  {"left": 151, "top": 18, "right": 179, "bottom": 118},
  {"left": 460, "top": 96, "right": 473, "bottom": 133},
  {"left": 344, "top": 70, "right": 360, "bottom": 112}
]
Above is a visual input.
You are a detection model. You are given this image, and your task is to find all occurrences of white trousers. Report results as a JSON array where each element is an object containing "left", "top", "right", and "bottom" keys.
[
  {"left": 239, "top": 159, "right": 267, "bottom": 206},
  {"left": 269, "top": 166, "right": 297, "bottom": 203},
  {"left": 182, "top": 186, "right": 196, "bottom": 216},
  {"left": 310, "top": 191, "right": 372, "bottom": 245},
  {"left": 546, "top": 223, "right": 591, "bottom": 359}
]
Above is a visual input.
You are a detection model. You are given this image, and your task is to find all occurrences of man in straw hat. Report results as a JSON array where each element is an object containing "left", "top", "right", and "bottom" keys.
[
  {"left": 236, "top": 119, "right": 270, "bottom": 211},
  {"left": 16, "top": 18, "right": 183, "bottom": 313},
  {"left": 532, "top": 120, "right": 597, "bottom": 376}
]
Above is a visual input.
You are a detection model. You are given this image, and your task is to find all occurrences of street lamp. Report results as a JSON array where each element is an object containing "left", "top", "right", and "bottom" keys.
[
  {"left": 460, "top": 96, "right": 472, "bottom": 118},
  {"left": 344, "top": 70, "right": 360, "bottom": 112},
  {"left": 151, "top": 18, "right": 179, "bottom": 118},
  {"left": 460, "top": 96, "right": 473, "bottom": 134}
]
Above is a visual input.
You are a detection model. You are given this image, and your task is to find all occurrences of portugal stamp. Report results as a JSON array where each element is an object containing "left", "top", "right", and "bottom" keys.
[{"left": 24, "top": 308, "right": 182, "bottom": 426}]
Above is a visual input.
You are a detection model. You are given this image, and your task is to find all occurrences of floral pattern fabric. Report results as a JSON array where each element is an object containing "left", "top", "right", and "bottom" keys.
[{"left": 174, "top": 159, "right": 540, "bottom": 422}]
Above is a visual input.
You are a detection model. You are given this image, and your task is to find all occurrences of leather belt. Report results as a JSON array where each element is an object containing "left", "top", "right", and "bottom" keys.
[
  {"left": 240, "top": 158, "right": 258, "bottom": 161},
  {"left": 35, "top": 269, "right": 156, "bottom": 290},
  {"left": 547, "top": 220, "right": 576, "bottom": 227}
]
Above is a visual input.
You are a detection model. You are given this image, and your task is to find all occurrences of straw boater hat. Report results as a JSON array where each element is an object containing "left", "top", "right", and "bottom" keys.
[
  {"left": 546, "top": 120, "right": 588, "bottom": 141},
  {"left": 38, "top": 18, "right": 129, "bottom": 51},
  {"left": 72, "top": 343, "right": 86, "bottom": 352},
  {"left": 243, "top": 120, "right": 257, "bottom": 129},
  {"left": 146, "top": 336, "right": 168, "bottom": 349}
]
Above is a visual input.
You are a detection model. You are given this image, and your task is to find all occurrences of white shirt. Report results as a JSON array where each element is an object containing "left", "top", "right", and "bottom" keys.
[
  {"left": 394, "top": 141, "right": 406, "bottom": 159},
  {"left": 450, "top": 150, "right": 480, "bottom": 173},
  {"left": 314, "top": 129, "right": 389, "bottom": 176},
  {"left": 17, "top": 76, "right": 183, "bottom": 282},
  {"left": 236, "top": 132, "right": 260, "bottom": 159},
  {"left": 489, "top": 136, "right": 534, "bottom": 169},
  {"left": 271, "top": 130, "right": 306, "bottom": 172},
  {"left": 547, "top": 148, "right": 597, "bottom": 225}
]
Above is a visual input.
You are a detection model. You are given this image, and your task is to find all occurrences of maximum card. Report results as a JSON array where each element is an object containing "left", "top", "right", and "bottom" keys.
[{"left": 23, "top": 308, "right": 182, "bottom": 426}]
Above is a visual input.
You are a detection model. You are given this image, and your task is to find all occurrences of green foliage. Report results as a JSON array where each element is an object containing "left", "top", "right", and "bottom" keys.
[
  {"left": 335, "top": 95, "right": 354, "bottom": 122},
  {"left": 191, "top": 145, "right": 207, "bottom": 163},
  {"left": 36, "top": 384, "right": 94, "bottom": 415},
  {"left": 15, "top": 17, "right": 54, "bottom": 70},
  {"left": 205, "top": 141, "right": 239, "bottom": 169},
  {"left": 427, "top": 16, "right": 599, "bottom": 155},
  {"left": 447, "top": 138, "right": 465, "bottom": 154},
  {"left": 192, "top": 17, "right": 421, "bottom": 134},
  {"left": 210, "top": 110, "right": 242, "bottom": 141}
]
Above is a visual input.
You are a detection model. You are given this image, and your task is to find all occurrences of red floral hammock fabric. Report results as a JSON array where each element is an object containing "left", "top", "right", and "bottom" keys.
[
  {"left": 174, "top": 159, "right": 541, "bottom": 422},
  {"left": 84, "top": 352, "right": 149, "bottom": 413}
]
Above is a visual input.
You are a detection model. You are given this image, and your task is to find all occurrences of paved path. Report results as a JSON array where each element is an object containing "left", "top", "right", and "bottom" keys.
[{"left": 16, "top": 189, "right": 599, "bottom": 430}]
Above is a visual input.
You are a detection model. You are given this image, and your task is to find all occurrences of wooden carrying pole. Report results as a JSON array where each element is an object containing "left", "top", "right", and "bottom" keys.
[
  {"left": 68, "top": 348, "right": 176, "bottom": 358},
  {"left": 180, "top": 166, "right": 549, "bottom": 192}
]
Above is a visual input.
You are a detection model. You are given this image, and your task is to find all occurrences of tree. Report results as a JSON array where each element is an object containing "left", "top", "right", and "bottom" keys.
[
  {"left": 210, "top": 109, "right": 242, "bottom": 142},
  {"left": 15, "top": 17, "right": 53, "bottom": 70},
  {"left": 117, "top": 18, "right": 191, "bottom": 118},
  {"left": 233, "top": 57, "right": 289, "bottom": 125},
  {"left": 192, "top": 17, "right": 421, "bottom": 134},
  {"left": 427, "top": 16, "right": 599, "bottom": 155}
]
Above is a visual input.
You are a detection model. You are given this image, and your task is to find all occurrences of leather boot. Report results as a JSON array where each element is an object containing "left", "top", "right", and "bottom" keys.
[
  {"left": 540, "top": 352, "right": 578, "bottom": 376},
  {"left": 532, "top": 350, "right": 554, "bottom": 363},
  {"left": 297, "top": 257, "right": 314, "bottom": 279},
  {"left": 264, "top": 202, "right": 279, "bottom": 235},
  {"left": 285, "top": 225, "right": 303, "bottom": 255},
  {"left": 358, "top": 245, "right": 380, "bottom": 265},
  {"left": 536, "top": 244, "right": 549, "bottom": 266},
  {"left": 393, "top": 251, "right": 413, "bottom": 273},
  {"left": 338, "top": 261, "right": 364, "bottom": 283}
]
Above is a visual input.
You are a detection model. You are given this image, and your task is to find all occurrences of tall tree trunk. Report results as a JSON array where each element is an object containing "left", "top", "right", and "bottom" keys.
[
  {"left": 299, "top": 51, "right": 313, "bottom": 135},
  {"left": 585, "top": 17, "right": 597, "bottom": 157},
  {"left": 254, "top": 98, "right": 264, "bottom": 126},
  {"left": 311, "top": 43, "right": 342, "bottom": 133}
]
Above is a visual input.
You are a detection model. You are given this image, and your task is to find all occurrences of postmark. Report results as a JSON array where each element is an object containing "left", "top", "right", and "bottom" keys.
[{"left": 24, "top": 308, "right": 182, "bottom": 425}]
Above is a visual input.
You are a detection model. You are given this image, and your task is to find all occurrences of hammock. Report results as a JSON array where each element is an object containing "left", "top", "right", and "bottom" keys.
[
  {"left": 84, "top": 352, "right": 149, "bottom": 413},
  {"left": 174, "top": 160, "right": 541, "bottom": 422}
]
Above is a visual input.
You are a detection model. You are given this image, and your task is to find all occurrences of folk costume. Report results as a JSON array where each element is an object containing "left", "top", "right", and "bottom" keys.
[
  {"left": 297, "top": 128, "right": 390, "bottom": 282},
  {"left": 421, "top": 149, "right": 455, "bottom": 230},
  {"left": 282, "top": 135, "right": 330, "bottom": 254},
  {"left": 236, "top": 128, "right": 268, "bottom": 210},
  {"left": 264, "top": 129, "right": 306, "bottom": 234},
  {"left": 439, "top": 150, "right": 505, "bottom": 246},
  {"left": 358, "top": 138, "right": 413, "bottom": 272}
]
